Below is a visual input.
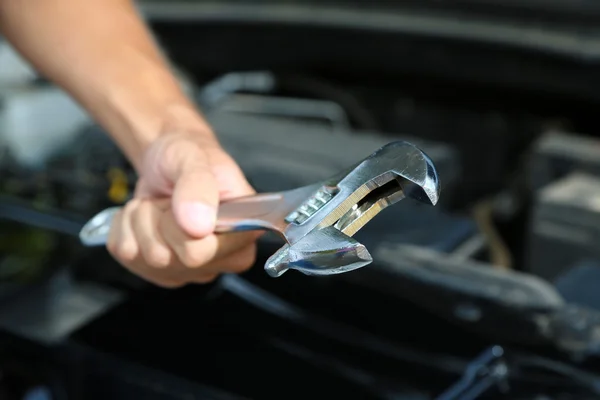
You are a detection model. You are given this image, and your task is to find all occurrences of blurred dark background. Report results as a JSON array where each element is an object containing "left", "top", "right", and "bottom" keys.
[{"left": 4, "top": 1, "right": 600, "bottom": 399}]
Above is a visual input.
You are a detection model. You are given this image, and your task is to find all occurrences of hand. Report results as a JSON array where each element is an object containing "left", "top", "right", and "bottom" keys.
[{"left": 107, "top": 131, "right": 260, "bottom": 288}]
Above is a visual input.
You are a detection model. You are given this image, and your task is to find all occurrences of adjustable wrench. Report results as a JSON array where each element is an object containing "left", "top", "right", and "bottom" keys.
[{"left": 79, "top": 141, "right": 441, "bottom": 277}]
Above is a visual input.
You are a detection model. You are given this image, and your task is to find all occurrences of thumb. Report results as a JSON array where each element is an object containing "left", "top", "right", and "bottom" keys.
[{"left": 165, "top": 141, "right": 219, "bottom": 238}]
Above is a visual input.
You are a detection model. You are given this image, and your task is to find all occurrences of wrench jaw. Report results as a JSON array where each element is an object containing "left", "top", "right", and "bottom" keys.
[
  {"left": 264, "top": 175, "right": 408, "bottom": 277},
  {"left": 333, "top": 175, "right": 406, "bottom": 237},
  {"left": 377, "top": 140, "right": 441, "bottom": 207},
  {"left": 393, "top": 156, "right": 441, "bottom": 206},
  {"left": 264, "top": 226, "right": 373, "bottom": 277},
  {"left": 264, "top": 141, "right": 442, "bottom": 277}
]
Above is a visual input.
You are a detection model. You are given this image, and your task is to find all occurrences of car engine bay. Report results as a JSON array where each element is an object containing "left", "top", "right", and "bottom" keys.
[{"left": 3, "top": 1, "right": 600, "bottom": 399}]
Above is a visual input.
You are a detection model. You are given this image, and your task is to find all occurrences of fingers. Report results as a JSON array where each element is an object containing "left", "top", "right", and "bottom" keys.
[
  {"left": 163, "top": 139, "right": 219, "bottom": 238},
  {"left": 106, "top": 198, "right": 259, "bottom": 288},
  {"left": 105, "top": 133, "right": 260, "bottom": 289},
  {"left": 131, "top": 200, "right": 173, "bottom": 268},
  {"left": 107, "top": 199, "right": 139, "bottom": 264},
  {"left": 159, "top": 208, "right": 258, "bottom": 268},
  {"left": 204, "top": 243, "right": 257, "bottom": 274},
  {"left": 186, "top": 244, "right": 257, "bottom": 285}
]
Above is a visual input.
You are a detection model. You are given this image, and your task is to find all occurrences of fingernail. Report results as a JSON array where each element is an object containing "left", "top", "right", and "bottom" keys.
[{"left": 178, "top": 202, "right": 216, "bottom": 236}]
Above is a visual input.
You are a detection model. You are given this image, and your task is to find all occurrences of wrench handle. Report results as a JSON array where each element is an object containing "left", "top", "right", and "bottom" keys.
[
  {"left": 79, "top": 207, "right": 121, "bottom": 246},
  {"left": 78, "top": 193, "right": 288, "bottom": 247}
]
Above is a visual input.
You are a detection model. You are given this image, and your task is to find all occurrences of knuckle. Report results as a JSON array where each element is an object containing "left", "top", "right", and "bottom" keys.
[
  {"left": 115, "top": 242, "right": 138, "bottom": 263},
  {"left": 129, "top": 202, "right": 145, "bottom": 223},
  {"left": 180, "top": 243, "right": 209, "bottom": 268},
  {"left": 106, "top": 239, "right": 118, "bottom": 255},
  {"left": 163, "top": 136, "right": 205, "bottom": 168},
  {"left": 124, "top": 198, "right": 140, "bottom": 213},
  {"left": 144, "top": 246, "right": 171, "bottom": 269}
]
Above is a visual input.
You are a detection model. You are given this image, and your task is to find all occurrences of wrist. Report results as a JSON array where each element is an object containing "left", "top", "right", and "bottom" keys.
[
  {"left": 80, "top": 43, "right": 211, "bottom": 169},
  {"left": 106, "top": 75, "right": 216, "bottom": 171},
  {"left": 159, "top": 103, "right": 218, "bottom": 145}
]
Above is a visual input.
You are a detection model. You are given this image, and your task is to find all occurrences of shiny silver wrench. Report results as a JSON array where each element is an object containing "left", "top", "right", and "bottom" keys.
[{"left": 79, "top": 140, "right": 441, "bottom": 277}]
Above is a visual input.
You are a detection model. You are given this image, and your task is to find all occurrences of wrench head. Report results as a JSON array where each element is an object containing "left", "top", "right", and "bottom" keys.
[
  {"left": 265, "top": 226, "right": 372, "bottom": 277},
  {"left": 389, "top": 141, "right": 441, "bottom": 207},
  {"left": 337, "top": 140, "right": 441, "bottom": 208},
  {"left": 268, "top": 140, "right": 441, "bottom": 277}
]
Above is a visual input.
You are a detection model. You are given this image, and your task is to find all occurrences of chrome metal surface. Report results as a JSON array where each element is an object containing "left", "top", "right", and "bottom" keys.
[{"left": 79, "top": 140, "right": 441, "bottom": 277}]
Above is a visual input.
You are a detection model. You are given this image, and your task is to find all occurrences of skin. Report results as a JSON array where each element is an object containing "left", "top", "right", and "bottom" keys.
[{"left": 0, "top": 0, "right": 260, "bottom": 287}]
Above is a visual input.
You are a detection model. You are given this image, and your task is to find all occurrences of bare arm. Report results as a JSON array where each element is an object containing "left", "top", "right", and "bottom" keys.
[
  {"left": 0, "top": 0, "right": 213, "bottom": 171},
  {"left": 0, "top": 0, "right": 259, "bottom": 286}
]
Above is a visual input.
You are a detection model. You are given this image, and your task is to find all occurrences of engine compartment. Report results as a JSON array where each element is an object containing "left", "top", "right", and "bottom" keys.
[{"left": 3, "top": 2, "right": 600, "bottom": 399}]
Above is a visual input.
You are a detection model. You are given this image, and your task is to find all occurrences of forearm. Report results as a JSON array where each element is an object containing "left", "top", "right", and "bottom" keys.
[{"left": 0, "top": 0, "right": 213, "bottom": 170}]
